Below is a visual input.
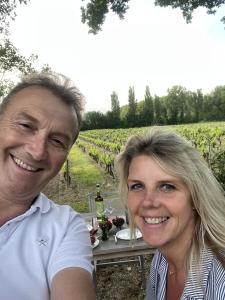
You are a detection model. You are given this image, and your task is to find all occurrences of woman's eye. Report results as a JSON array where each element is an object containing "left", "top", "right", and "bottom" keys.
[
  {"left": 128, "top": 183, "right": 143, "bottom": 191},
  {"left": 159, "top": 183, "right": 175, "bottom": 192}
]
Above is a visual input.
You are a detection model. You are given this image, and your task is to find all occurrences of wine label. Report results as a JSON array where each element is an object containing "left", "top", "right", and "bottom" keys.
[{"left": 95, "top": 201, "right": 104, "bottom": 218}]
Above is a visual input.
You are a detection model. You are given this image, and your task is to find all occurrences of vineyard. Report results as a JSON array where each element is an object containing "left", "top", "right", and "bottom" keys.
[{"left": 74, "top": 122, "right": 225, "bottom": 189}]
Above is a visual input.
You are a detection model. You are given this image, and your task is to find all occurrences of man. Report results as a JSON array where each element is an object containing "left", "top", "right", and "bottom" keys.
[{"left": 0, "top": 72, "right": 96, "bottom": 299}]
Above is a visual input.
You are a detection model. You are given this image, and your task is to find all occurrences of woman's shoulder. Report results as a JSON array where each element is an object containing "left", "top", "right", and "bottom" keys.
[{"left": 212, "top": 251, "right": 225, "bottom": 278}]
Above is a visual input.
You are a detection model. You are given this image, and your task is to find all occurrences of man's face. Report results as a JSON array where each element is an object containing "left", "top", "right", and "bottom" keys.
[{"left": 0, "top": 87, "right": 77, "bottom": 203}]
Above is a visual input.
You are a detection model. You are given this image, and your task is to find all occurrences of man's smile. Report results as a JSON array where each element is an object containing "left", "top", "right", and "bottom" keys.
[{"left": 11, "top": 155, "right": 41, "bottom": 172}]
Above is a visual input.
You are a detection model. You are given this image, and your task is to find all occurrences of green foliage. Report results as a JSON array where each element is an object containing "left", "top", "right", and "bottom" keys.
[
  {"left": 165, "top": 85, "right": 188, "bottom": 124},
  {"left": 154, "top": 95, "right": 167, "bottom": 124},
  {"left": 0, "top": 39, "right": 37, "bottom": 74},
  {"left": 81, "top": 0, "right": 129, "bottom": 34},
  {"left": 0, "top": 1, "right": 52, "bottom": 101},
  {"left": 155, "top": 0, "right": 225, "bottom": 23},
  {"left": 126, "top": 86, "right": 137, "bottom": 127},
  {"left": 0, "top": 39, "right": 38, "bottom": 99},
  {"left": 78, "top": 123, "right": 225, "bottom": 189},
  {"left": 80, "top": 0, "right": 225, "bottom": 33},
  {"left": 111, "top": 91, "right": 120, "bottom": 127},
  {"left": 82, "top": 83, "right": 225, "bottom": 130},
  {"left": 0, "top": 0, "right": 30, "bottom": 34},
  {"left": 206, "top": 86, "right": 225, "bottom": 121},
  {"left": 139, "top": 86, "right": 154, "bottom": 126},
  {"left": 69, "top": 146, "right": 103, "bottom": 187},
  {"left": 70, "top": 201, "right": 89, "bottom": 213},
  {"left": 82, "top": 110, "right": 107, "bottom": 130}
]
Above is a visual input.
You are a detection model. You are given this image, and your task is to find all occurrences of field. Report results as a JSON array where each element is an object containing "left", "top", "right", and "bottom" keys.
[
  {"left": 45, "top": 121, "right": 225, "bottom": 212},
  {"left": 76, "top": 122, "right": 225, "bottom": 191},
  {"left": 43, "top": 122, "right": 225, "bottom": 299}
]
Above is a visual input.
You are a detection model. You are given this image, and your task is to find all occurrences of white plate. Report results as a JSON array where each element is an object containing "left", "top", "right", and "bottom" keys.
[
  {"left": 92, "top": 238, "right": 99, "bottom": 249},
  {"left": 116, "top": 228, "right": 142, "bottom": 240},
  {"left": 87, "top": 224, "right": 93, "bottom": 231}
]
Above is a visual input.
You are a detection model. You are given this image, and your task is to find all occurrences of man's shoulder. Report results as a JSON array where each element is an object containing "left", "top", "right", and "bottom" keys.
[
  {"left": 37, "top": 193, "right": 80, "bottom": 217},
  {"left": 31, "top": 193, "right": 84, "bottom": 230}
]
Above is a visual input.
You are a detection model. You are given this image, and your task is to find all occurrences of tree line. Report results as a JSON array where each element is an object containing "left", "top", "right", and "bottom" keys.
[{"left": 82, "top": 85, "right": 225, "bottom": 130}]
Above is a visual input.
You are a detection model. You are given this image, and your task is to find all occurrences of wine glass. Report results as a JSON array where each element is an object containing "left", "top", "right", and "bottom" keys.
[{"left": 104, "top": 200, "right": 114, "bottom": 216}]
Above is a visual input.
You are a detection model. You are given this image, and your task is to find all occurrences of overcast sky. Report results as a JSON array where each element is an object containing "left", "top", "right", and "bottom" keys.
[{"left": 9, "top": 0, "right": 225, "bottom": 113}]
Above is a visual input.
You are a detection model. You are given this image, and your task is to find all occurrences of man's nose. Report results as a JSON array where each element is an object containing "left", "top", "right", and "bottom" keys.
[
  {"left": 25, "top": 134, "right": 48, "bottom": 161},
  {"left": 142, "top": 189, "right": 160, "bottom": 208}
]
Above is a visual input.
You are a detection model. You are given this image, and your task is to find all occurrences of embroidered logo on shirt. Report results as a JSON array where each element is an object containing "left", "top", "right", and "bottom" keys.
[{"left": 37, "top": 237, "right": 48, "bottom": 246}]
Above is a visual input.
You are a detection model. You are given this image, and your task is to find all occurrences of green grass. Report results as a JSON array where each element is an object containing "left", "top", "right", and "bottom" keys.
[
  {"left": 68, "top": 146, "right": 104, "bottom": 187},
  {"left": 65, "top": 146, "right": 107, "bottom": 212},
  {"left": 45, "top": 145, "right": 116, "bottom": 213}
]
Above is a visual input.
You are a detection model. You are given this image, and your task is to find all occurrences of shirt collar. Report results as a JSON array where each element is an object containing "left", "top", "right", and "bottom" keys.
[
  {"left": 182, "top": 248, "right": 214, "bottom": 299},
  {"left": 157, "top": 248, "right": 214, "bottom": 300},
  {"left": 31, "top": 193, "right": 51, "bottom": 214}
]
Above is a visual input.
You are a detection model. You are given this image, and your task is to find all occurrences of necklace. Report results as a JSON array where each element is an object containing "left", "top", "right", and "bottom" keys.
[{"left": 168, "top": 270, "right": 176, "bottom": 276}]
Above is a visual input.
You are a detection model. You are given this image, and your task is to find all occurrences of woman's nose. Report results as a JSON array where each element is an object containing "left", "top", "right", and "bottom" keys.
[{"left": 142, "top": 189, "right": 160, "bottom": 208}]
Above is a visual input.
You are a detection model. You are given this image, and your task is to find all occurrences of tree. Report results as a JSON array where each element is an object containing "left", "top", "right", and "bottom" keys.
[
  {"left": 110, "top": 91, "right": 120, "bottom": 127},
  {"left": 126, "top": 86, "right": 137, "bottom": 127},
  {"left": 155, "top": 0, "right": 225, "bottom": 24},
  {"left": 153, "top": 95, "right": 167, "bottom": 125},
  {"left": 204, "top": 86, "right": 225, "bottom": 121},
  {"left": 0, "top": 38, "right": 38, "bottom": 98},
  {"left": 0, "top": 0, "right": 30, "bottom": 34},
  {"left": 165, "top": 85, "right": 189, "bottom": 124},
  {"left": 81, "top": 0, "right": 225, "bottom": 34},
  {"left": 81, "top": 0, "right": 129, "bottom": 34},
  {"left": 82, "top": 111, "right": 107, "bottom": 130},
  {"left": 0, "top": 39, "right": 37, "bottom": 74},
  {"left": 142, "top": 86, "right": 154, "bottom": 126},
  {"left": 188, "top": 89, "right": 204, "bottom": 122},
  {"left": 0, "top": 1, "right": 46, "bottom": 100}
]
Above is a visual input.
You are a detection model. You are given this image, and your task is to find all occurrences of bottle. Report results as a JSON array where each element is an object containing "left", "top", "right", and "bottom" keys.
[
  {"left": 101, "top": 214, "right": 108, "bottom": 241},
  {"left": 95, "top": 184, "right": 104, "bottom": 220}
]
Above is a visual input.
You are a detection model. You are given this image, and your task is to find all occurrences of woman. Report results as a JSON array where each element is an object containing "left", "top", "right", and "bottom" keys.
[{"left": 116, "top": 127, "right": 225, "bottom": 300}]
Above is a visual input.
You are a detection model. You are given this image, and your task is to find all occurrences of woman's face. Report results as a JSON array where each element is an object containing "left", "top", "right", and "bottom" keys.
[{"left": 127, "top": 155, "right": 195, "bottom": 252}]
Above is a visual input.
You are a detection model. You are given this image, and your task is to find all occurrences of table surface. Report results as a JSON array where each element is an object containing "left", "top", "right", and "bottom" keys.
[
  {"left": 83, "top": 212, "right": 155, "bottom": 290},
  {"left": 82, "top": 213, "right": 155, "bottom": 260},
  {"left": 92, "top": 228, "right": 155, "bottom": 262}
]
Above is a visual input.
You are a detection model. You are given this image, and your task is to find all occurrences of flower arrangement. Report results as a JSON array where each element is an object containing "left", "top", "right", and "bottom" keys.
[{"left": 98, "top": 217, "right": 112, "bottom": 231}]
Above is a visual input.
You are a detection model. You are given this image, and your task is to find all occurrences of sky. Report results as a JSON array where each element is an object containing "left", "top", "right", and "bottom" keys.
[{"left": 9, "top": 0, "right": 225, "bottom": 113}]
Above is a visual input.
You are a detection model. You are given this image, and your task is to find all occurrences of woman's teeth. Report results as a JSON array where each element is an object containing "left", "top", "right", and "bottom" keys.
[{"left": 144, "top": 217, "right": 168, "bottom": 224}]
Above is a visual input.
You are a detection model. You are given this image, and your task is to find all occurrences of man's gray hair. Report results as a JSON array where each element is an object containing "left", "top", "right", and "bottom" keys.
[{"left": 0, "top": 72, "right": 85, "bottom": 141}]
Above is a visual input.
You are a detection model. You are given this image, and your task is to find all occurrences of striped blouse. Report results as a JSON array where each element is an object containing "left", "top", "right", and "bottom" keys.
[{"left": 146, "top": 249, "right": 225, "bottom": 300}]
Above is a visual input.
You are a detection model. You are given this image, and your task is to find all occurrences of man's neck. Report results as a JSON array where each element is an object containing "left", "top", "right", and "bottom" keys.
[{"left": 0, "top": 196, "right": 35, "bottom": 226}]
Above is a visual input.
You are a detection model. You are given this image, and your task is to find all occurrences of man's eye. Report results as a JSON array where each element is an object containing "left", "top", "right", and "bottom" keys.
[
  {"left": 19, "top": 123, "right": 32, "bottom": 130},
  {"left": 51, "top": 138, "right": 66, "bottom": 149},
  {"left": 159, "top": 183, "right": 175, "bottom": 192},
  {"left": 128, "top": 183, "right": 143, "bottom": 191}
]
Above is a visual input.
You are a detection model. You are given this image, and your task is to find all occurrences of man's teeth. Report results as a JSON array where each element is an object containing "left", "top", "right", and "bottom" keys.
[
  {"left": 144, "top": 217, "right": 168, "bottom": 224},
  {"left": 13, "top": 157, "right": 37, "bottom": 171}
]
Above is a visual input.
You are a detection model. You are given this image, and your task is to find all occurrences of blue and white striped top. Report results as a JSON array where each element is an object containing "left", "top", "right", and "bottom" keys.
[{"left": 146, "top": 249, "right": 225, "bottom": 300}]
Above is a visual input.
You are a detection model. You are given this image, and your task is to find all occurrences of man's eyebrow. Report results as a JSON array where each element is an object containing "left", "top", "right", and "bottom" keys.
[{"left": 16, "top": 112, "right": 37, "bottom": 122}]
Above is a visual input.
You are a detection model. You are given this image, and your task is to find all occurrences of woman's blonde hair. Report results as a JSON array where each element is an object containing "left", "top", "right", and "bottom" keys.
[{"left": 116, "top": 126, "right": 225, "bottom": 270}]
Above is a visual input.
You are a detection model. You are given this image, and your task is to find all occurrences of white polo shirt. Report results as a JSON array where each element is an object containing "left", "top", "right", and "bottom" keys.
[{"left": 0, "top": 193, "right": 93, "bottom": 300}]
